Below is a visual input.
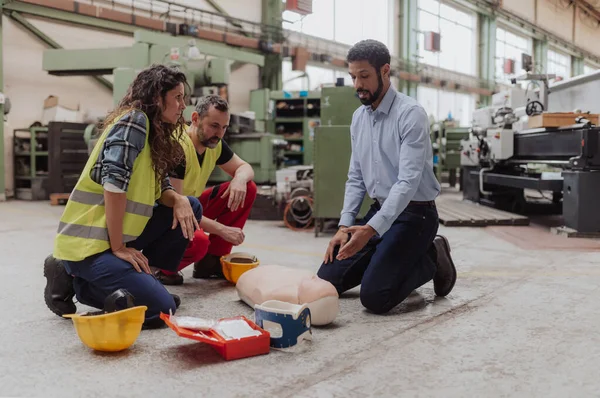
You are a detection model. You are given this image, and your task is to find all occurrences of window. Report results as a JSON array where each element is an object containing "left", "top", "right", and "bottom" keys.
[
  {"left": 583, "top": 64, "right": 598, "bottom": 75},
  {"left": 331, "top": 0, "right": 392, "bottom": 47},
  {"left": 283, "top": 0, "right": 335, "bottom": 41},
  {"left": 417, "top": 86, "right": 476, "bottom": 127},
  {"left": 283, "top": 0, "right": 392, "bottom": 48},
  {"left": 495, "top": 27, "right": 533, "bottom": 86},
  {"left": 547, "top": 48, "right": 571, "bottom": 81},
  {"left": 417, "top": 0, "right": 477, "bottom": 75}
]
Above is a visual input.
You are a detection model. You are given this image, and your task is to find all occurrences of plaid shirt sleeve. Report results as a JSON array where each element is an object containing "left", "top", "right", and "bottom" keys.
[
  {"left": 90, "top": 110, "right": 148, "bottom": 193},
  {"left": 161, "top": 175, "right": 174, "bottom": 193}
]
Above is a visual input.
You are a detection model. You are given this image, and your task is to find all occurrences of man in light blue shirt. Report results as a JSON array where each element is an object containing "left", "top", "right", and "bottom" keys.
[{"left": 317, "top": 40, "right": 457, "bottom": 314}]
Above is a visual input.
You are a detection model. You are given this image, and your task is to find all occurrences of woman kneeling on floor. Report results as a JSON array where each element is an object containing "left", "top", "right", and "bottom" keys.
[{"left": 44, "top": 64, "right": 202, "bottom": 329}]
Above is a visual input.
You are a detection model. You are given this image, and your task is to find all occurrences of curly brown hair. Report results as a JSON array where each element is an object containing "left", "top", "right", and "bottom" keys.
[{"left": 101, "top": 64, "right": 189, "bottom": 180}]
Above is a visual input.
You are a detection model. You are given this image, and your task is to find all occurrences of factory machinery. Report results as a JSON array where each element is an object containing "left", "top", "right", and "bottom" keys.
[
  {"left": 460, "top": 70, "right": 600, "bottom": 234},
  {"left": 41, "top": 28, "right": 329, "bottom": 226},
  {"left": 43, "top": 30, "right": 289, "bottom": 185}
]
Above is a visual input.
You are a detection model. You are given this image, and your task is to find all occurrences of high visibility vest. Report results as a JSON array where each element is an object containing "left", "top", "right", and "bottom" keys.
[
  {"left": 179, "top": 127, "right": 222, "bottom": 197},
  {"left": 53, "top": 110, "right": 158, "bottom": 262}
]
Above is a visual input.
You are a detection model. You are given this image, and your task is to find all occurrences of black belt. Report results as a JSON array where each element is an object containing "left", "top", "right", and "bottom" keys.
[{"left": 373, "top": 199, "right": 436, "bottom": 208}]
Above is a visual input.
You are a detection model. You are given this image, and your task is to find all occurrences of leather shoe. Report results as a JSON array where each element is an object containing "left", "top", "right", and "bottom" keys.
[
  {"left": 154, "top": 270, "right": 184, "bottom": 286},
  {"left": 43, "top": 255, "right": 76, "bottom": 317},
  {"left": 193, "top": 254, "right": 224, "bottom": 279},
  {"left": 432, "top": 235, "right": 457, "bottom": 297}
]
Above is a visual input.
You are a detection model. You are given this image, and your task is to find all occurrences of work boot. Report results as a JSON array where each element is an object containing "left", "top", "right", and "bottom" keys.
[
  {"left": 43, "top": 254, "right": 76, "bottom": 317},
  {"left": 172, "top": 294, "right": 181, "bottom": 309},
  {"left": 431, "top": 235, "right": 457, "bottom": 297},
  {"left": 154, "top": 270, "right": 184, "bottom": 286},
  {"left": 192, "top": 254, "right": 224, "bottom": 279}
]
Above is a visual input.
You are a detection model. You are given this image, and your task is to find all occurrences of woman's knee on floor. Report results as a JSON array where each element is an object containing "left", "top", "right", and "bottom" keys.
[
  {"left": 144, "top": 288, "right": 177, "bottom": 320},
  {"left": 121, "top": 273, "right": 177, "bottom": 319}
]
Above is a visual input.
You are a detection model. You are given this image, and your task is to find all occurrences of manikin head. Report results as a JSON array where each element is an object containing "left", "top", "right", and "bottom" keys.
[
  {"left": 347, "top": 39, "right": 392, "bottom": 109},
  {"left": 190, "top": 95, "right": 230, "bottom": 149}
]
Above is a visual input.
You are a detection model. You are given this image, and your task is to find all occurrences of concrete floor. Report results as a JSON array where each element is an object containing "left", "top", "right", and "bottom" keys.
[{"left": 1, "top": 198, "right": 599, "bottom": 398}]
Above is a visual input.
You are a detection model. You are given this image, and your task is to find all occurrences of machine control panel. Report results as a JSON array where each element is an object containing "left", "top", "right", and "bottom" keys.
[{"left": 486, "top": 128, "right": 514, "bottom": 161}]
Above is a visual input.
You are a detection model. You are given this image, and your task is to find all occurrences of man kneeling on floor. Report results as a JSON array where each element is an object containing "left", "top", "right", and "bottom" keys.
[
  {"left": 154, "top": 95, "right": 257, "bottom": 285},
  {"left": 317, "top": 39, "right": 457, "bottom": 314}
]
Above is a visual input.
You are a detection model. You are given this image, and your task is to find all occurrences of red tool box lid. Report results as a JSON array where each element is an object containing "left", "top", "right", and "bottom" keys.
[{"left": 160, "top": 313, "right": 271, "bottom": 360}]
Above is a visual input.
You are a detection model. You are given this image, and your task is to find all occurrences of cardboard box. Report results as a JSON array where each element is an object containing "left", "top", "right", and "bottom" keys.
[
  {"left": 42, "top": 95, "right": 80, "bottom": 124},
  {"left": 527, "top": 112, "right": 600, "bottom": 129}
]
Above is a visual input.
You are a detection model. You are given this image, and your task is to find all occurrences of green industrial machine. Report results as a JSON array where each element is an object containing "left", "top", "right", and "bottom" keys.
[
  {"left": 207, "top": 131, "right": 286, "bottom": 184},
  {"left": 43, "top": 31, "right": 237, "bottom": 111},
  {"left": 430, "top": 121, "right": 470, "bottom": 187},
  {"left": 41, "top": 30, "right": 283, "bottom": 185},
  {"left": 313, "top": 86, "right": 372, "bottom": 236}
]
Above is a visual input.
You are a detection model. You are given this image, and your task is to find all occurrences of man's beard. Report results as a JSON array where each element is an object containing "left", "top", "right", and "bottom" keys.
[
  {"left": 198, "top": 129, "right": 221, "bottom": 148},
  {"left": 356, "top": 71, "right": 384, "bottom": 106}
]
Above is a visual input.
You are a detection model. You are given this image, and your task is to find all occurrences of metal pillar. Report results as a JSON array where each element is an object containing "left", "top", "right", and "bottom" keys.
[
  {"left": 534, "top": 38, "right": 548, "bottom": 73},
  {"left": 478, "top": 13, "right": 496, "bottom": 106},
  {"left": 0, "top": 3, "right": 5, "bottom": 201},
  {"left": 261, "top": 0, "right": 282, "bottom": 90},
  {"left": 572, "top": 57, "right": 584, "bottom": 76},
  {"left": 399, "top": 0, "right": 418, "bottom": 98}
]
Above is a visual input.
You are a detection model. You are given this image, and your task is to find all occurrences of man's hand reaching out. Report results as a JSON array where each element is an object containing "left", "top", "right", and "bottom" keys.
[
  {"left": 335, "top": 225, "right": 377, "bottom": 261},
  {"left": 323, "top": 228, "right": 349, "bottom": 264}
]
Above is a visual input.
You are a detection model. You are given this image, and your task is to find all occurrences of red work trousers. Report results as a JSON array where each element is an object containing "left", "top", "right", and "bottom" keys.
[{"left": 163, "top": 181, "right": 257, "bottom": 275}]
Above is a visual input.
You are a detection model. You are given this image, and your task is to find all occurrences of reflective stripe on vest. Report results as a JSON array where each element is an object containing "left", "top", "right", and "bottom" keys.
[
  {"left": 69, "top": 189, "right": 154, "bottom": 218},
  {"left": 57, "top": 221, "right": 138, "bottom": 242},
  {"left": 53, "top": 109, "right": 158, "bottom": 262}
]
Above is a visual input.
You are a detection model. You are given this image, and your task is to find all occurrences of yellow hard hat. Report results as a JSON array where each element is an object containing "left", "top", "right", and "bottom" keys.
[
  {"left": 64, "top": 289, "right": 146, "bottom": 352},
  {"left": 220, "top": 252, "right": 259, "bottom": 284}
]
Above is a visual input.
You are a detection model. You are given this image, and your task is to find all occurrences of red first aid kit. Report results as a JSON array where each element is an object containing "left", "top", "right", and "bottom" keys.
[{"left": 160, "top": 313, "right": 270, "bottom": 361}]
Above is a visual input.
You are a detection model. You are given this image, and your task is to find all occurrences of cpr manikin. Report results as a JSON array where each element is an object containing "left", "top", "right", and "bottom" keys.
[{"left": 236, "top": 265, "right": 339, "bottom": 326}]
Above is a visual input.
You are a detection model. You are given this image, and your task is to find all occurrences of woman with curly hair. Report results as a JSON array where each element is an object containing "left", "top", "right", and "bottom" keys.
[{"left": 43, "top": 64, "right": 202, "bottom": 329}]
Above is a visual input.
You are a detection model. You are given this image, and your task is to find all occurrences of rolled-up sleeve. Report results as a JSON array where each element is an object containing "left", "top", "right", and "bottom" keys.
[
  {"left": 161, "top": 175, "right": 174, "bottom": 193},
  {"left": 94, "top": 111, "right": 148, "bottom": 193},
  {"left": 367, "top": 105, "right": 429, "bottom": 236}
]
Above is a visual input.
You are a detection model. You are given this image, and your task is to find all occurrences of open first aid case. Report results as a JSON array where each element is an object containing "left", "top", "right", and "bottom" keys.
[{"left": 160, "top": 313, "right": 270, "bottom": 360}]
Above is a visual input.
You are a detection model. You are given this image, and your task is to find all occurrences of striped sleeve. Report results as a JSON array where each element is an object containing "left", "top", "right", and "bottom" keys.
[{"left": 90, "top": 110, "right": 148, "bottom": 193}]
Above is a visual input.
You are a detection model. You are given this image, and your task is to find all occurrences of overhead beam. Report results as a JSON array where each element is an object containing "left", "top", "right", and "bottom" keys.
[
  {"left": 572, "top": 0, "right": 600, "bottom": 25},
  {"left": 3, "top": 2, "right": 264, "bottom": 67},
  {"left": 134, "top": 30, "right": 265, "bottom": 67},
  {"left": 204, "top": 0, "right": 249, "bottom": 37},
  {"left": 9, "top": 11, "right": 112, "bottom": 89},
  {"left": 459, "top": 0, "right": 600, "bottom": 64},
  {"left": 2, "top": 1, "right": 138, "bottom": 34},
  {"left": 43, "top": 47, "right": 135, "bottom": 76}
]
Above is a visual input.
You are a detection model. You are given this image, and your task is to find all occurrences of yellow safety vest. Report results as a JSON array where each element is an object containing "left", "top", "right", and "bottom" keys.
[
  {"left": 53, "top": 110, "right": 158, "bottom": 261},
  {"left": 179, "top": 127, "right": 222, "bottom": 197}
]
